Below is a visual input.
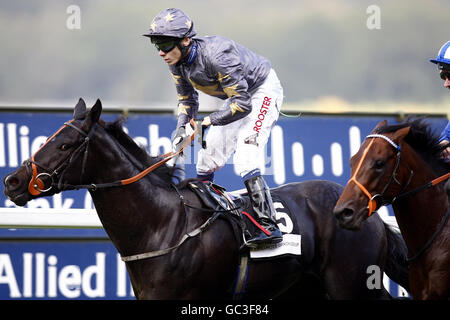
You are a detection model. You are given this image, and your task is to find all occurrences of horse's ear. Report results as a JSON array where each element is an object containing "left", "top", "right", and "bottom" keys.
[
  {"left": 74, "top": 98, "right": 87, "bottom": 120},
  {"left": 371, "top": 120, "right": 387, "bottom": 133},
  {"left": 83, "top": 99, "right": 102, "bottom": 130},
  {"left": 89, "top": 99, "right": 102, "bottom": 123},
  {"left": 392, "top": 126, "right": 410, "bottom": 143}
]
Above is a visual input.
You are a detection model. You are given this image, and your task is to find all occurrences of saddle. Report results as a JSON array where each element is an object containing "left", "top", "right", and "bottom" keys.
[
  {"left": 187, "top": 180, "right": 294, "bottom": 251},
  {"left": 189, "top": 181, "right": 240, "bottom": 215},
  {"left": 188, "top": 181, "right": 246, "bottom": 245}
]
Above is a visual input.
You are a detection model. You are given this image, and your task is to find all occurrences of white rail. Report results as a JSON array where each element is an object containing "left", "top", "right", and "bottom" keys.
[
  {"left": 0, "top": 206, "right": 399, "bottom": 230},
  {"left": 0, "top": 207, "right": 102, "bottom": 228}
]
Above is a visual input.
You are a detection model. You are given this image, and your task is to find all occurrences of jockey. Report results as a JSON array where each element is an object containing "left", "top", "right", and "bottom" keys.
[
  {"left": 143, "top": 8, "right": 284, "bottom": 246},
  {"left": 430, "top": 41, "right": 450, "bottom": 201},
  {"left": 430, "top": 41, "right": 450, "bottom": 161}
]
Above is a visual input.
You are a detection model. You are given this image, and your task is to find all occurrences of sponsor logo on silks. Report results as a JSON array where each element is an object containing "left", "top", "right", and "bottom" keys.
[
  {"left": 185, "top": 43, "right": 198, "bottom": 65},
  {"left": 253, "top": 96, "right": 271, "bottom": 133}
]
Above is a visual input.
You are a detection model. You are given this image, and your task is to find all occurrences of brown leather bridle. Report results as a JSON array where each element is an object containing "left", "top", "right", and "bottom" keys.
[
  {"left": 347, "top": 134, "right": 408, "bottom": 216},
  {"left": 27, "top": 118, "right": 198, "bottom": 195},
  {"left": 347, "top": 132, "right": 449, "bottom": 217}
]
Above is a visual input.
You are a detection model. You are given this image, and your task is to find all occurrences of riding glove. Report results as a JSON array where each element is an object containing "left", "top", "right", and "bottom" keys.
[{"left": 172, "top": 125, "right": 187, "bottom": 153}]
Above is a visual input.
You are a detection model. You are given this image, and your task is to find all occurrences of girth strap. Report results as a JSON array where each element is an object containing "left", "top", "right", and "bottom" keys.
[{"left": 121, "top": 210, "right": 222, "bottom": 262}]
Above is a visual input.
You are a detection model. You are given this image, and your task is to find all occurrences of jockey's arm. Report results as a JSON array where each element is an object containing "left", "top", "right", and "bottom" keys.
[
  {"left": 169, "top": 66, "right": 199, "bottom": 129},
  {"left": 439, "top": 121, "right": 450, "bottom": 160}
]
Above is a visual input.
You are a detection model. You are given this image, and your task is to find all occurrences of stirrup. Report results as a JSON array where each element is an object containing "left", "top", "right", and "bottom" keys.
[{"left": 244, "top": 221, "right": 283, "bottom": 247}]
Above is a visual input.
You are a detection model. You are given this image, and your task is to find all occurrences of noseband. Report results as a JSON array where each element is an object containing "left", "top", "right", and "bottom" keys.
[{"left": 347, "top": 134, "right": 413, "bottom": 217}]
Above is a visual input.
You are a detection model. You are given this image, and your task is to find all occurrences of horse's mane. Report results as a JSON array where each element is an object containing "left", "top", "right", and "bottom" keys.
[
  {"left": 103, "top": 118, "right": 181, "bottom": 189},
  {"left": 375, "top": 117, "right": 449, "bottom": 176}
]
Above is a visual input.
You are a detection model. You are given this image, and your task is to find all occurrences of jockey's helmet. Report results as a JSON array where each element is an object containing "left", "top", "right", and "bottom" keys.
[
  {"left": 430, "top": 41, "right": 450, "bottom": 70},
  {"left": 143, "top": 8, "right": 196, "bottom": 43}
]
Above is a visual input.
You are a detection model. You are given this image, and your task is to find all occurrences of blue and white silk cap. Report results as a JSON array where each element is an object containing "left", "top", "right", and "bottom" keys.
[{"left": 430, "top": 41, "right": 450, "bottom": 69}]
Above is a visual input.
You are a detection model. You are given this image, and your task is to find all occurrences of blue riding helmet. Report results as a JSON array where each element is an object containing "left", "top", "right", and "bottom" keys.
[
  {"left": 430, "top": 41, "right": 450, "bottom": 70},
  {"left": 143, "top": 8, "right": 196, "bottom": 40}
]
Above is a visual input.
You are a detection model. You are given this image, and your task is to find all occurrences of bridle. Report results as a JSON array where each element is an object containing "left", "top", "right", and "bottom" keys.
[
  {"left": 348, "top": 133, "right": 449, "bottom": 217},
  {"left": 27, "top": 118, "right": 198, "bottom": 195},
  {"left": 347, "top": 132, "right": 450, "bottom": 262},
  {"left": 347, "top": 134, "right": 413, "bottom": 217},
  {"left": 27, "top": 119, "right": 95, "bottom": 195}
]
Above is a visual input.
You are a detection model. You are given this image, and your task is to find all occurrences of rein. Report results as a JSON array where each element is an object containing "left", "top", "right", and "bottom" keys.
[
  {"left": 406, "top": 207, "right": 450, "bottom": 262},
  {"left": 348, "top": 133, "right": 450, "bottom": 262},
  {"left": 27, "top": 119, "right": 199, "bottom": 194}
]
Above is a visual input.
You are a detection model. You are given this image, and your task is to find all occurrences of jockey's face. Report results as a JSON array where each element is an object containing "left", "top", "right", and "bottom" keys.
[
  {"left": 444, "top": 75, "right": 450, "bottom": 90},
  {"left": 158, "top": 38, "right": 190, "bottom": 66},
  {"left": 159, "top": 45, "right": 181, "bottom": 66}
]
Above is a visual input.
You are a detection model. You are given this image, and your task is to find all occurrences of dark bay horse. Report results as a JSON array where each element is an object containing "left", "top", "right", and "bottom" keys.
[
  {"left": 4, "top": 99, "right": 409, "bottom": 299},
  {"left": 334, "top": 119, "right": 450, "bottom": 299}
]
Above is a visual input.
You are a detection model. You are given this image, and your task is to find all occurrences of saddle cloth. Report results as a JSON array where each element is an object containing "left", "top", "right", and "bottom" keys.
[{"left": 188, "top": 181, "right": 301, "bottom": 259}]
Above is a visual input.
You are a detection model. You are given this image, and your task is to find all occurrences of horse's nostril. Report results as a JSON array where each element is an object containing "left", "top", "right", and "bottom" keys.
[
  {"left": 8, "top": 177, "right": 19, "bottom": 186},
  {"left": 5, "top": 175, "right": 21, "bottom": 190},
  {"left": 335, "top": 207, "right": 354, "bottom": 219}
]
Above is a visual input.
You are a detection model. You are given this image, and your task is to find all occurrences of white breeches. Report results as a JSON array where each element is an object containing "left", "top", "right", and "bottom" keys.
[{"left": 197, "top": 69, "right": 283, "bottom": 177}]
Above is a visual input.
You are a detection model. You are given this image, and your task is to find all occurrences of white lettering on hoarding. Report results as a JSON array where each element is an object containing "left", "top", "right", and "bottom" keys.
[
  {"left": 312, "top": 154, "right": 324, "bottom": 176},
  {"left": 330, "top": 142, "right": 343, "bottom": 176},
  {"left": 19, "top": 126, "right": 30, "bottom": 162},
  {"left": 7, "top": 123, "right": 18, "bottom": 167},
  {"left": 149, "top": 124, "right": 172, "bottom": 157},
  {"left": 0, "top": 254, "right": 21, "bottom": 298},
  {"left": 291, "top": 142, "right": 304, "bottom": 176},
  {"left": 349, "top": 126, "right": 362, "bottom": 157},
  {"left": 0, "top": 252, "right": 109, "bottom": 299},
  {"left": 0, "top": 123, "right": 5, "bottom": 167},
  {"left": 271, "top": 125, "right": 285, "bottom": 184},
  {"left": 116, "top": 253, "right": 134, "bottom": 297}
]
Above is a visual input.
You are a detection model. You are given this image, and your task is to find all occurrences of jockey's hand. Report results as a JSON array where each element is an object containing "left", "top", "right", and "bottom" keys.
[
  {"left": 439, "top": 139, "right": 450, "bottom": 160},
  {"left": 201, "top": 116, "right": 211, "bottom": 127},
  {"left": 172, "top": 125, "right": 187, "bottom": 153}
]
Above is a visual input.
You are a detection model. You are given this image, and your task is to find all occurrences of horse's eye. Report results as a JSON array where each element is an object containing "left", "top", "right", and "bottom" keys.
[
  {"left": 60, "top": 144, "right": 71, "bottom": 151},
  {"left": 374, "top": 160, "right": 385, "bottom": 170}
]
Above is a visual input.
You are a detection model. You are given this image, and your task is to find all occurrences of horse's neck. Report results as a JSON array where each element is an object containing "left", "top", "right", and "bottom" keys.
[
  {"left": 87, "top": 136, "right": 185, "bottom": 256},
  {"left": 393, "top": 145, "right": 448, "bottom": 252}
]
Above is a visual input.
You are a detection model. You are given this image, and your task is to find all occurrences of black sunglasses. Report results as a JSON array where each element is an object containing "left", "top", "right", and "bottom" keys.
[{"left": 440, "top": 71, "right": 450, "bottom": 80}]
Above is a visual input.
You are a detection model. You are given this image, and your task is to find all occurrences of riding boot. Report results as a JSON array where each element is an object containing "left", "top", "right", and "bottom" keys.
[{"left": 244, "top": 174, "right": 283, "bottom": 246}]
